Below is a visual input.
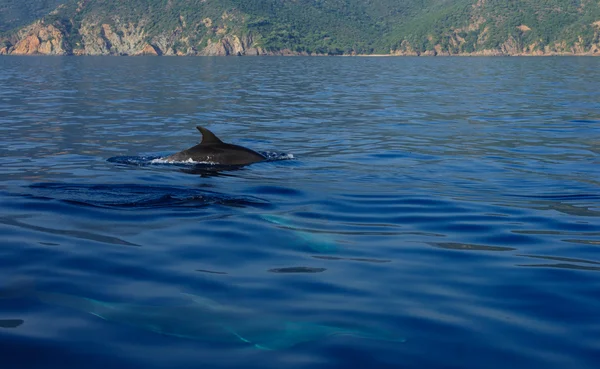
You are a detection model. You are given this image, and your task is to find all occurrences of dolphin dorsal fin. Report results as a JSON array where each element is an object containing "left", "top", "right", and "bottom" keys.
[{"left": 197, "top": 126, "right": 223, "bottom": 145}]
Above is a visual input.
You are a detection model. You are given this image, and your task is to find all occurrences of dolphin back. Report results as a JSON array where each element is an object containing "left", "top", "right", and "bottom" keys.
[{"left": 165, "top": 126, "right": 266, "bottom": 165}]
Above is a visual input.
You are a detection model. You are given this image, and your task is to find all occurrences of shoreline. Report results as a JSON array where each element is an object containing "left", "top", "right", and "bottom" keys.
[{"left": 1, "top": 52, "right": 599, "bottom": 57}]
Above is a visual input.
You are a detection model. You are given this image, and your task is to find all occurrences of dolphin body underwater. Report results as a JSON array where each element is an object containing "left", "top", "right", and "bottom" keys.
[
  {"left": 259, "top": 214, "right": 340, "bottom": 254},
  {"left": 1, "top": 284, "right": 404, "bottom": 350},
  {"left": 165, "top": 126, "right": 266, "bottom": 165}
]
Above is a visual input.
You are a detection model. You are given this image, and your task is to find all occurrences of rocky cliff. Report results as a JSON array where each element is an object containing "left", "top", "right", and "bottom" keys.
[
  {"left": 0, "top": 10, "right": 266, "bottom": 56},
  {"left": 2, "top": 21, "right": 67, "bottom": 55},
  {"left": 390, "top": 28, "right": 600, "bottom": 57},
  {"left": 4, "top": 17, "right": 599, "bottom": 56}
]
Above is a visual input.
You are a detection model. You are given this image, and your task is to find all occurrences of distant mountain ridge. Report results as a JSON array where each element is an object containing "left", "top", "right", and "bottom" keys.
[{"left": 1, "top": 0, "right": 599, "bottom": 56}]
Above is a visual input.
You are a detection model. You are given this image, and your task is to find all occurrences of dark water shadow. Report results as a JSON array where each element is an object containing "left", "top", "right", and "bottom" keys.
[
  {"left": 503, "top": 193, "right": 600, "bottom": 217},
  {"left": 517, "top": 254, "right": 600, "bottom": 265},
  {"left": 517, "top": 254, "right": 600, "bottom": 271},
  {"left": 195, "top": 269, "right": 228, "bottom": 275},
  {"left": 39, "top": 242, "right": 60, "bottom": 246},
  {"left": 311, "top": 256, "right": 392, "bottom": 263},
  {"left": 517, "top": 263, "right": 600, "bottom": 271},
  {"left": 0, "top": 319, "right": 24, "bottom": 328},
  {"left": 530, "top": 202, "right": 600, "bottom": 217},
  {"left": 428, "top": 242, "right": 516, "bottom": 252},
  {"left": 24, "top": 183, "right": 270, "bottom": 210},
  {"left": 178, "top": 164, "right": 248, "bottom": 176},
  {"left": 508, "top": 193, "right": 600, "bottom": 201},
  {"left": 268, "top": 267, "right": 327, "bottom": 273},
  {"left": 562, "top": 239, "right": 600, "bottom": 246}
]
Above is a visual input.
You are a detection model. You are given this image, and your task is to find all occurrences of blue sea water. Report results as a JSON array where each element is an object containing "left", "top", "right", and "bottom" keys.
[{"left": 0, "top": 56, "right": 599, "bottom": 369}]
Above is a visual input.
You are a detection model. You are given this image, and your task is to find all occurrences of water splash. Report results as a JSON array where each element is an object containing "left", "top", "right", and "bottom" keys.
[{"left": 107, "top": 151, "right": 294, "bottom": 167}]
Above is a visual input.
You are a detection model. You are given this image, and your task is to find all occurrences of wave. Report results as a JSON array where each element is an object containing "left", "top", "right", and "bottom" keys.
[{"left": 24, "top": 183, "right": 270, "bottom": 210}]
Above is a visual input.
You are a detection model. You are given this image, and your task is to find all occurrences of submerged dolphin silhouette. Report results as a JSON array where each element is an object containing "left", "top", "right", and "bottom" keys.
[
  {"left": 259, "top": 214, "right": 340, "bottom": 253},
  {"left": 165, "top": 126, "right": 266, "bottom": 165},
  {"left": 22, "top": 288, "right": 404, "bottom": 350}
]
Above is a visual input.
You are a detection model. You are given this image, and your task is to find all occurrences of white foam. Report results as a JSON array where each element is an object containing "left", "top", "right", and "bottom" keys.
[
  {"left": 263, "top": 152, "right": 295, "bottom": 161},
  {"left": 150, "top": 153, "right": 293, "bottom": 165},
  {"left": 150, "top": 157, "right": 217, "bottom": 165}
]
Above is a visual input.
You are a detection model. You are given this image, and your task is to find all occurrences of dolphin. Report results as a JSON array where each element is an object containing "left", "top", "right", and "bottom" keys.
[
  {"left": 4, "top": 284, "right": 404, "bottom": 350},
  {"left": 165, "top": 126, "right": 266, "bottom": 165}
]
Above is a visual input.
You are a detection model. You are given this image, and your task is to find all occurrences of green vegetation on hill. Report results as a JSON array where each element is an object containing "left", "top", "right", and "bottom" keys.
[
  {"left": 2, "top": 0, "right": 600, "bottom": 55},
  {"left": 232, "top": 0, "right": 390, "bottom": 54},
  {"left": 0, "top": 0, "right": 64, "bottom": 33},
  {"left": 39, "top": 0, "right": 401, "bottom": 54},
  {"left": 387, "top": 0, "right": 600, "bottom": 54}
]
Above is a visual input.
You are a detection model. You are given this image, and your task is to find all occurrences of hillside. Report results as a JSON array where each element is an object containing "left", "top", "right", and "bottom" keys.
[
  {"left": 1, "top": 0, "right": 599, "bottom": 56},
  {"left": 0, "top": 0, "right": 64, "bottom": 32},
  {"left": 387, "top": 0, "right": 600, "bottom": 55}
]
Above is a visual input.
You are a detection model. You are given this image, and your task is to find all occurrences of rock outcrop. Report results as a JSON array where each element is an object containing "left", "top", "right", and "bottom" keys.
[
  {"left": 11, "top": 22, "right": 68, "bottom": 55},
  {"left": 0, "top": 12, "right": 266, "bottom": 56},
  {"left": 201, "top": 34, "right": 264, "bottom": 56},
  {"left": 136, "top": 44, "right": 161, "bottom": 56},
  {"left": 76, "top": 22, "right": 154, "bottom": 55}
]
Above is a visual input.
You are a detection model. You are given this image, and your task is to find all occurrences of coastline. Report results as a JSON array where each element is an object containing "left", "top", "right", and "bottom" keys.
[{"left": 2, "top": 52, "right": 599, "bottom": 56}]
